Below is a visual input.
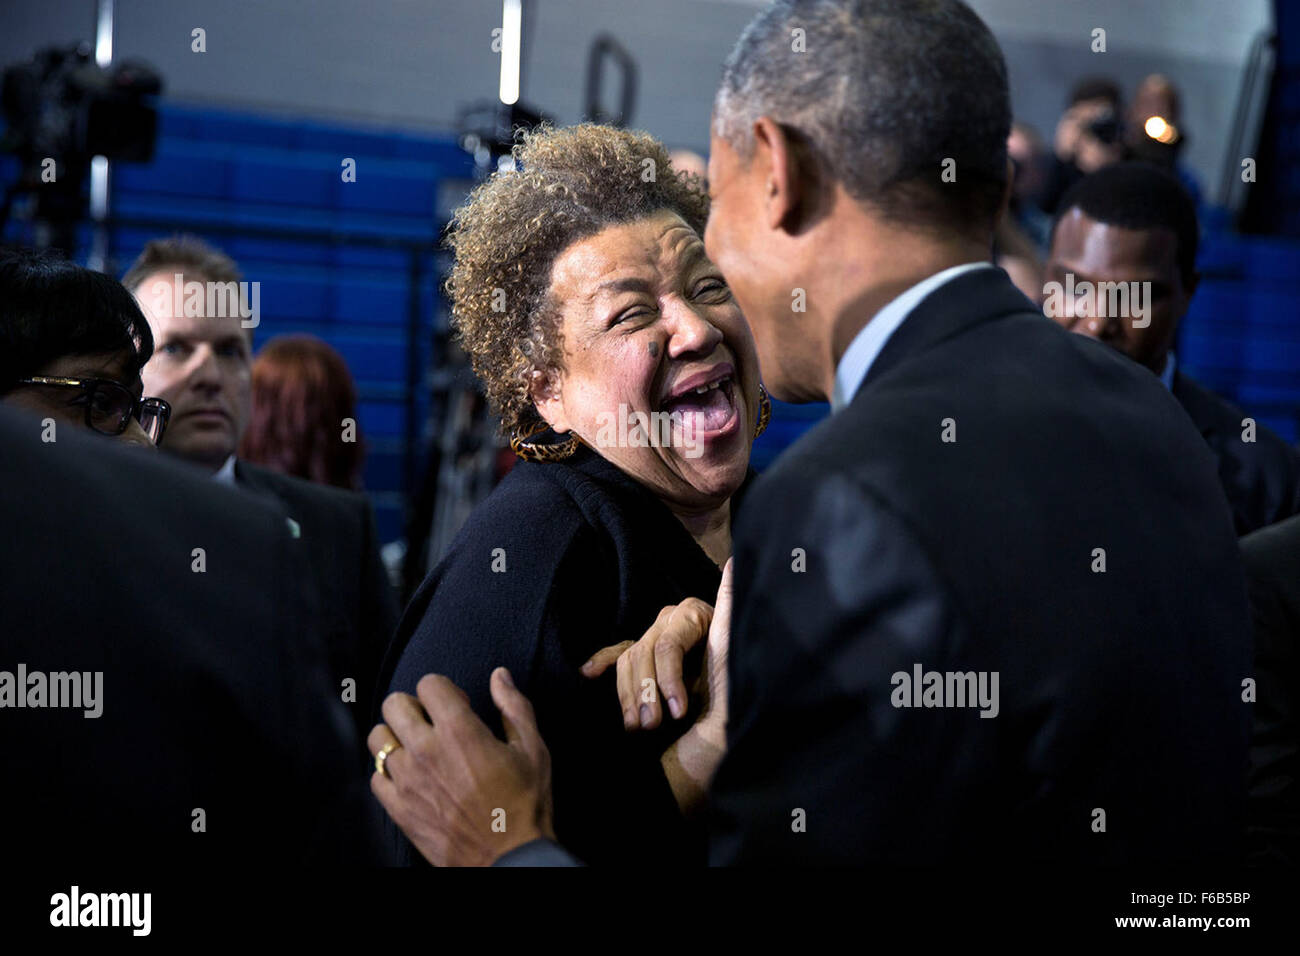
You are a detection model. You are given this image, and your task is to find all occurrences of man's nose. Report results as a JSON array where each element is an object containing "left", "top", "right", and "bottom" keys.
[
  {"left": 664, "top": 300, "right": 723, "bottom": 358},
  {"left": 1066, "top": 293, "right": 1120, "bottom": 340},
  {"left": 188, "top": 345, "right": 223, "bottom": 389},
  {"left": 1078, "top": 307, "right": 1123, "bottom": 341}
]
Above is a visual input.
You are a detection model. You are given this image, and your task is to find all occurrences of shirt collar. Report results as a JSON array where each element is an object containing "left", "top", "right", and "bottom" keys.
[
  {"left": 831, "top": 262, "right": 994, "bottom": 411},
  {"left": 212, "top": 454, "right": 238, "bottom": 485},
  {"left": 1159, "top": 351, "right": 1177, "bottom": 391}
]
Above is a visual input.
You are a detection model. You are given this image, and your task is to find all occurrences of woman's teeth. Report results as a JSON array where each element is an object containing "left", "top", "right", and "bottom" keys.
[{"left": 689, "top": 377, "right": 729, "bottom": 396}]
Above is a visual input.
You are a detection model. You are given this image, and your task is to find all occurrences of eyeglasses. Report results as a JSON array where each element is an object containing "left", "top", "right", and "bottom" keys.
[{"left": 17, "top": 376, "right": 171, "bottom": 444}]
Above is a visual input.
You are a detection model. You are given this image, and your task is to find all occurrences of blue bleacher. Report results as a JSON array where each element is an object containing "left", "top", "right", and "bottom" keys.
[{"left": 1180, "top": 231, "right": 1300, "bottom": 443}]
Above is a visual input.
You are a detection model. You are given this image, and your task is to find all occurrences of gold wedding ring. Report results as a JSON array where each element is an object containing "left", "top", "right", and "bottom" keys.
[{"left": 375, "top": 739, "right": 400, "bottom": 778}]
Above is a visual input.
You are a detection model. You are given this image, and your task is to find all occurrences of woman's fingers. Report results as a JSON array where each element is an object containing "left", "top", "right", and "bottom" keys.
[
  {"left": 656, "top": 598, "right": 713, "bottom": 719},
  {"left": 580, "top": 640, "right": 634, "bottom": 678},
  {"left": 583, "top": 597, "right": 717, "bottom": 730},
  {"left": 630, "top": 631, "right": 662, "bottom": 729},
  {"left": 615, "top": 646, "right": 638, "bottom": 729}
]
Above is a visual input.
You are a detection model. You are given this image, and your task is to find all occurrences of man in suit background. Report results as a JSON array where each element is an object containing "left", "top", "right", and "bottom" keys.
[
  {"left": 1240, "top": 516, "right": 1300, "bottom": 864},
  {"left": 369, "top": 0, "right": 1252, "bottom": 866},
  {"left": 1045, "top": 161, "right": 1299, "bottom": 535},
  {"left": 123, "top": 236, "right": 397, "bottom": 743},
  {"left": 0, "top": 402, "right": 384, "bottom": 866}
]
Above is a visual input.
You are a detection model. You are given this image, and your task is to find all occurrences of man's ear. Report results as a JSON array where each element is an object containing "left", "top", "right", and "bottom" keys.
[
  {"left": 528, "top": 368, "right": 570, "bottom": 435},
  {"left": 753, "top": 116, "right": 803, "bottom": 232}
]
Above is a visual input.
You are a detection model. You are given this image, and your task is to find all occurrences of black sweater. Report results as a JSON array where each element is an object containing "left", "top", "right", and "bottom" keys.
[{"left": 382, "top": 446, "right": 739, "bottom": 865}]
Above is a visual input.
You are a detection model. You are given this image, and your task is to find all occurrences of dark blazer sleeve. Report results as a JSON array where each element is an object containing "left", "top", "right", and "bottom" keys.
[
  {"left": 709, "top": 464, "right": 987, "bottom": 865},
  {"left": 355, "top": 492, "right": 399, "bottom": 714},
  {"left": 492, "top": 838, "right": 584, "bottom": 867},
  {"left": 1240, "top": 519, "right": 1300, "bottom": 864}
]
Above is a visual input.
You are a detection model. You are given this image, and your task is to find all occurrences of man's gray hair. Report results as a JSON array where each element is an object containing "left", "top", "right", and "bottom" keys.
[{"left": 714, "top": 0, "right": 1011, "bottom": 237}]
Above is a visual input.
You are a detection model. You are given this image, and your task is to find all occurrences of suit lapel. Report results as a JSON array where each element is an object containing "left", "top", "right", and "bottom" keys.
[{"left": 857, "top": 267, "right": 1038, "bottom": 396}]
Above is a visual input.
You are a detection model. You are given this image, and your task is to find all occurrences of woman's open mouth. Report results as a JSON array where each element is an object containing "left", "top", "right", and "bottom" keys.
[{"left": 659, "top": 364, "right": 740, "bottom": 444}]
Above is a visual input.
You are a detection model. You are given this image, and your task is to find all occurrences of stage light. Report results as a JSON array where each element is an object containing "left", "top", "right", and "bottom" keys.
[
  {"left": 499, "top": 0, "right": 522, "bottom": 106},
  {"left": 1144, "top": 115, "right": 1179, "bottom": 145}
]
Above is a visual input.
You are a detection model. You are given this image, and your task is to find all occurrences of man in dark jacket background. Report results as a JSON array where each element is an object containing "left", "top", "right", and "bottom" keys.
[{"left": 1045, "top": 161, "right": 1300, "bottom": 535}]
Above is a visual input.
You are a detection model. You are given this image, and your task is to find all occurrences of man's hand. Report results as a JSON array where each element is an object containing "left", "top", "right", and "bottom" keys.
[
  {"left": 580, "top": 592, "right": 716, "bottom": 730},
  {"left": 369, "top": 667, "right": 554, "bottom": 867}
]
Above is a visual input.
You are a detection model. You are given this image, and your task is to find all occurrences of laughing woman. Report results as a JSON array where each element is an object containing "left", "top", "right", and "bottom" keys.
[{"left": 377, "top": 124, "right": 767, "bottom": 866}]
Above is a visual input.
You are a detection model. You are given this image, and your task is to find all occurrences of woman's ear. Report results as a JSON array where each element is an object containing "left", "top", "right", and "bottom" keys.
[{"left": 528, "top": 368, "right": 571, "bottom": 434}]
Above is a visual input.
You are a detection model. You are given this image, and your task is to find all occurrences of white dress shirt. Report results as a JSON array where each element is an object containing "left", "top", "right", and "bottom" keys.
[
  {"left": 831, "top": 262, "right": 994, "bottom": 411},
  {"left": 213, "top": 454, "right": 237, "bottom": 485}
]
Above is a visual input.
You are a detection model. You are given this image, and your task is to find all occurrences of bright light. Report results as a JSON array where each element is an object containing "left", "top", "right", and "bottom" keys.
[
  {"left": 499, "top": 0, "right": 521, "bottom": 106},
  {"left": 1145, "top": 115, "right": 1177, "bottom": 145},
  {"left": 95, "top": 0, "right": 114, "bottom": 66}
]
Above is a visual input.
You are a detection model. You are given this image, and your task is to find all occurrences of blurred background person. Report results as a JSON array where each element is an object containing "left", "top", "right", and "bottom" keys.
[
  {"left": 1006, "top": 121, "right": 1052, "bottom": 249},
  {"left": 1039, "top": 76, "right": 1126, "bottom": 215},
  {"left": 1240, "top": 511, "right": 1300, "bottom": 865},
  {"left": 0, "top": 248, "right": 168, "bottom": 447},
  {"left": 1126, "top": 73, "right": 1203, "bottom": 207},
  {"left": 1045, "top": 161, "right": 1299, "bottom": 534},
  {"left": 668, "top": 147, "right": 709, "bottom": 185},
  {"left": 123, "top": 235, "right": 398, "bottom": 744},
  {"left": 240, "top": 334, "right": 367, "bottom": 491}
]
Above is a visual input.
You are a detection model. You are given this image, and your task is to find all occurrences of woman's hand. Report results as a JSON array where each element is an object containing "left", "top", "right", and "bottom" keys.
[
  {"left": 660, "top": 559, "right": 733, "bottom": 815},
  {"left": 579, "top": 562, "right": 735, "bottom": 815},
  {"left": 580, "top": 589, "right": 717, "bottom": 731}
]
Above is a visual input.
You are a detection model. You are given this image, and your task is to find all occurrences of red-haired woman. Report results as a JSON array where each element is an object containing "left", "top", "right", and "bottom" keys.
[{"left": 239, "top": 334, "right": 365, "bottom": 490}]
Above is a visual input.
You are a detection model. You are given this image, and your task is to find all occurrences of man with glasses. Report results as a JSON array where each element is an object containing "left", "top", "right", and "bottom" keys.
[{"left": 0, "top": 249, "right": 170, "bottom": 447}]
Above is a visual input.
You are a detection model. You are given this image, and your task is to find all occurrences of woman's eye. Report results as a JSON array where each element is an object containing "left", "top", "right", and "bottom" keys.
[
  {"left": 612, "top": 309, "right": 649, "bottom": 327},
  {"left": 88, "top": 391, "right": 116, "bottom": 415},
  {"left": 694, "top": 280, "right": 731, "bottom": 299}
]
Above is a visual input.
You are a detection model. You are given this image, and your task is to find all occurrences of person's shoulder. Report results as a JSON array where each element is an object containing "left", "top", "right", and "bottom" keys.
[
  {"left": 1242, "top": 512, "right": 1300, "bottom": 576},
  {"left": 457, "top": 457, "right": 606, "bottom": 535},
  {"left": 1175, "top": 373, "right": 1295, "bottom": 460},
  {"left": 429, "top": 456, "right": 623, "bottom": 588},
  {"left": 236, "top": 459, "right": 366, "bottom": 512}
]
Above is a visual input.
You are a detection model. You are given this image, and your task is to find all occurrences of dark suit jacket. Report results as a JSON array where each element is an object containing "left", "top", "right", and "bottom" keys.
[
  {"left": 0, "top": 405, "right": 384, "bottom": 867},
  {"left": 708, "top": 267, "right": 1252, "bottom": 865},
  {"left": 382, "top": 448, "right": 731, "bottom": 866},
  {"left": 1172, "top": 370, "right": 1300, "bottom": 535},
  {"left": 234, "top": 460, "right": 397, "bottom": 744},
  {"left": 1239, "top": 515, "right": 1300, "bottom": 864}
]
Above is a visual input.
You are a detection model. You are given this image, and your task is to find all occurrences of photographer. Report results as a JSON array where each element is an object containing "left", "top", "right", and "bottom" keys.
[{"left": 1039, "top": 77, "right": 1126, "bottom": 214}]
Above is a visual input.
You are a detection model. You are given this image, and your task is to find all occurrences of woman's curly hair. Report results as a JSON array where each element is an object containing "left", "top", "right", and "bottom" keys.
[{"left": 446, "top": 123, "right": 710, "bottom": 438}]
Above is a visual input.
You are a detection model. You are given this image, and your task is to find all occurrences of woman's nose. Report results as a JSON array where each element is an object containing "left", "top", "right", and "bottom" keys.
[{"left": 664, "top": 300, "right": 723, "bottom": 358}]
